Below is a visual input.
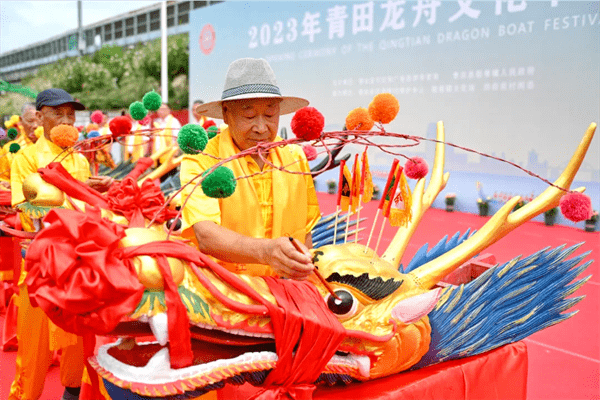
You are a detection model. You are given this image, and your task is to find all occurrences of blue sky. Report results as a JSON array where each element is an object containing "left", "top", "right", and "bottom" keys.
[{"left": 0, "top": 0, "right": 158, "bottom": 55}]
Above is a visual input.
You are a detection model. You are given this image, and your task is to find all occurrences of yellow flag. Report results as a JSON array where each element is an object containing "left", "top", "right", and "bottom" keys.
[
  {"left": 340, "top": 163, "right": 352, "bottom": 212},
  {"left": 350, "top": 154, "right": 361, "bottom": 212},
  {"left": 361, "top": 151, "right": 373, "bottom": 203},
  {"left": 389, "top": 171, "right": 413, "bottom": 227}
]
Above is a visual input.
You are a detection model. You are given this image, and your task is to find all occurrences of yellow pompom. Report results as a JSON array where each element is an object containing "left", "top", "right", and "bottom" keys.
[
  {"left": 368, "top": 93, "right": 400, "bottom": 124},
  {"left": 345, "top": 107, "right": 374, "bottom": 131}
]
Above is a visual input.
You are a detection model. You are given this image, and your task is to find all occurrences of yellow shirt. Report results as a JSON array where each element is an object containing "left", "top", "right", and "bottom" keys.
[
  {"left": 0, "top": 134, "right": 34, "bottom": 182},
  {"left": 180, "top": 129, "right": 320, "bottom": 275},
  {"left": 10, "top": 135, "right": 90, "bottom": 224}
]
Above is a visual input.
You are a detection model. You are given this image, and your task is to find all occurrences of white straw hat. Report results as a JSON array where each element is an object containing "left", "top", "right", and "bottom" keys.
[{"left": 195, "top": 58, "right": 309, "bottom": 119}]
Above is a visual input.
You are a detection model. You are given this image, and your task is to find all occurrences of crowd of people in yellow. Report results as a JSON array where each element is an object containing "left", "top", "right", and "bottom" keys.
[{"left": 0, "top": 58, "right": 320, "bottom": 400}]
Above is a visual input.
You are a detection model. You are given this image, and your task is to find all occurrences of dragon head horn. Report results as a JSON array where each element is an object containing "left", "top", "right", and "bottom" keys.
[{"left": 408, "top": 122, "right": 596, "bottom": 290}]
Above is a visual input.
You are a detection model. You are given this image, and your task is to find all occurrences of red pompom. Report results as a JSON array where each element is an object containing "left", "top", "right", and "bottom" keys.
[
  {"left": 140, "top": 115, "right": 152, "bottom": 126},
  {"left": 404, "top": 157, "right": 429, "bottom": 179},
  {"left": 75, "top": 125, "right": 84, "bottom": 133},
  {"left": 291, "top": 107, "right": 325, "bottom": 140},
  {"left": 302, "top": 144, "right": 317, "bottom": 161},
  {"left": 90, "top": 110, "right": 104, "bottom": 125},
  {"left": 109, "top": 116, "right": 133, "bottom": 139},
  {"left": 203, "top": 119, "right": 216, "bottom": 129},
  {"left": 559, "top": 192, "right": 593, "bottom": 222}
]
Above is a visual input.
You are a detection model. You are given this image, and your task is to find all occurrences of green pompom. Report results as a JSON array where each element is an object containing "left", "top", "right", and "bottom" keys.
[
  {"left": 177, "top": 124, "right": 208, "bottom": 154},
  {"left": 9, "top": 143, "right": 20, "bottom": 153},
  {"left": 7, "top": 128, "right": 18, "bottom": 140},
  {"left": 142, "top": 91, "right": 162, "bottom": 111},
  {"left": 129, "top": 101, "right": 148, "bottom": 121},
  {"left": 202, "top": 166, "right": 237, "bottom": 198},
  {"left": 207, "top": 125, "right": 219, "bottom": 139}
]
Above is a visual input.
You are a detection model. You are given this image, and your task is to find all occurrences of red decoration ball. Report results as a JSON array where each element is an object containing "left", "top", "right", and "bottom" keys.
[
  {"left": 109, "top": 116, "right": 133, "bottom": 139},
  {"left": 291, "top": 107, "right": 325, "bottom": 141},
  {"left": 559, "top": 192, "right": 593, "bottom": 222},
  {"left": 404, "top": 157, "right": 429, "bottom": 179},
  {"left": 90, "top": 110, "right": 104, "bottom": 125},
  {"left": 302, "top": 144, "right": 317, "bottom": 161},
  {"left": 203, "top": 119, "right": 217, "bottom": 130}
]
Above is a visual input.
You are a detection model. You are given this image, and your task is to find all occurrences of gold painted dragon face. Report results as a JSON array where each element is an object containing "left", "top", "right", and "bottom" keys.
[{"left": 90, "top": 234, "right": 442, "bottom": 397}]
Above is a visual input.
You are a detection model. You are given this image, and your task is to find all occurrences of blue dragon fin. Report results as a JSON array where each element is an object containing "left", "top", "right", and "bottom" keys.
[{"left": 412, "top": 243, "right": 591, "bottom": 370}]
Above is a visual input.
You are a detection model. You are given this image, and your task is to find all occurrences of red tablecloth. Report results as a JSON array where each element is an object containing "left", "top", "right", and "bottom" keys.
[{"left": 217, "top": 342, "right": 528, "bottom": 400}]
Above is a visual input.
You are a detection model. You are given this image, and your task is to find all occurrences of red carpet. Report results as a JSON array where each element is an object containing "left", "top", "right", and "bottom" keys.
[{"left": 1, "top": 192, "right": 598, "bottom": 399}]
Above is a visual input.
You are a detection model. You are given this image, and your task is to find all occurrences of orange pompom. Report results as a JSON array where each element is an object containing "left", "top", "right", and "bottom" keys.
[
  {"left": 86, "top": 123, "right": 99, "bottom": 132},
  {"left": 50, "top": 124, "right": 79, "bottom": 148},
  {"left": 368, "top": 93, "right": 399, "bottom": 124},
  {"left": 345, "top": 107, "right": 374, "bottom": 131}
]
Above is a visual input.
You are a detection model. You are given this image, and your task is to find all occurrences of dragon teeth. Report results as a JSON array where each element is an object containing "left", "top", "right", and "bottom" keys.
[
  {"left": 149, "top": 313, "right": 169, "bottom": 346},
  {"left": 350, "top": 354, "right": 371, "bottom": 378}
]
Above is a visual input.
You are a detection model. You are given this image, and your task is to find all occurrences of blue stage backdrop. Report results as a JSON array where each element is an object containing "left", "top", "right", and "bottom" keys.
[{"left": 189, "top": 1, "right": 599, "bottom": 228}]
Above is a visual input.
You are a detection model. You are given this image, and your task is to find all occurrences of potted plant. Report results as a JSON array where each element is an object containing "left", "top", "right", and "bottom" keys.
[
  {"left": 544, "top": 207, "right": 558, "bottom": 226},
  {"left": 585, "top": 210, "right": 598, "bottom": 232},
  {"left": 372, "top": 185, "right": 380, "bottom": 201},
  {"left": 477, "top": 197, "right": 490, "bottom": 217},
  {"left": 445, "top": 193, "right": 456, "bottom": 212},
  {"left": 326, "top": 179, "right": 337, "bottom": 195}
]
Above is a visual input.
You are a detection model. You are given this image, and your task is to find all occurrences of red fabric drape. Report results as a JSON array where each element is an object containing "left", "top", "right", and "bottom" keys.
[
  {"left": 24, "top": 208, "right": 145, "bottom": 336},
  {"left": 39, "top": 162, "right": 109, "bottom": 209}
]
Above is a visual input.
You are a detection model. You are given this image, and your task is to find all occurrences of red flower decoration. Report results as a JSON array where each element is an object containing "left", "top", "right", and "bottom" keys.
[
  {"left": 109, "top": 116, "right": 133, "bottom": 139},
  {"left": 107, "top": 176, "right": 177, "bottom": 226},
  {"left": 559, "top": 192, "right": 593, "bottom": 222},
  {"left": 302, "top": 144, "right": 318, "bottom": 161},
  {"left": 404, "top": 157, "right": 429, "bottom": 179},
  {"left": 291, "top": 107, "right": 325, "bottom": 140},
  {"left": 25, "top": 209, "right": 144, "bottom": 336}
]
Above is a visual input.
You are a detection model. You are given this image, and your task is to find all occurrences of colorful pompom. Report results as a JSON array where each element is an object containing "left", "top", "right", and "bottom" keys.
[
  {"left": 302, "top": 144, "right": 317, "bottom": 161},
  {"left": 202, "top": 166, "right": 236, "bottom": 198},
  {"left": 404, "top": 157, "right": 429, "bottom": 180},
  {"left": 206, "top": 125, "right": 219, "bottom": 139},
  {"left": 109, "top": 116, "right": 133, "bottom": 138},
  {"left": 75, "top": 125, "right": 84, "bottom": 133},
  {"left": 177, "top": 124, "right": 208, "bottom": 154},
  {"left": 291, "top": 107, "right": 325, "bottom": 140},
  {"left": 203, "top": 119, "right": 217, "bottom": 130},
  {"left": 90, "top": 110, "right": 104, "bottom": 124},
  {"left": 140, "top": 115, "right": 152, "bottom": 126},
  {"left": 50, "top": 125, "right": 79, "bottom": 148},
  {"left": 559, "top": 192, "right": 593, "bottom": 222},
  {"left": 86, "top": 123, "right": 99, "bottom": 132},
  {"left": 345, "top": 107, "right": 374, "bottom": 131},
  {"left": 9, "top": 143, "right": 20, "bottom": 153},
  {"left": 129, "top": 101, "right": 148, "bottom": 121},
  {"left": 87, "top": 130, "right": 100, "bottom": 138},
  {"left": 368, "top": 93, "right": 400, "bottom": 124},
  {"left": 142, "top": 91, "right": 162, "bottom": 112},
  {"left": 7, "top": 128, "right": 18, "bottom": 140}
]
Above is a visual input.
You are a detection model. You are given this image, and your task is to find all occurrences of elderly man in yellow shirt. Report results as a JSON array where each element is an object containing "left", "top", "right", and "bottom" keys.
[
  {"left": 9, "top": 88, "right": 113, "bottom": 400},
  {"left": 0, "top": 103, "right": 40, "bottom": 186},
  {"left": 180, "top": 58, "right": 320, "bottom": 280}
]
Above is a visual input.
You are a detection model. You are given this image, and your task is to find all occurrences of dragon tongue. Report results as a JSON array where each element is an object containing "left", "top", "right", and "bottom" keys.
[{"left": 351, "top": 354, "right": 371, "bottom": 378}]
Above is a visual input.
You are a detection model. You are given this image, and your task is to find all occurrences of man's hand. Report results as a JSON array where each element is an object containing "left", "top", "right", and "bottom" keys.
[
  {"left": 260, "top": 237, "right": 314, "bottom": 280},
  {"left": 86, "top": 175, "right": 115, "bottom": 192}
]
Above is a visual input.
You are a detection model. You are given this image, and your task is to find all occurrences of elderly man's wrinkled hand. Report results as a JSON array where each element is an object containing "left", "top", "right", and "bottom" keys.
[
  {"left": 86, "top": 175, "right": 115, "bottom": 193},
  {"left": 261, "top": 237, "right": 314, "bottom": 280}
]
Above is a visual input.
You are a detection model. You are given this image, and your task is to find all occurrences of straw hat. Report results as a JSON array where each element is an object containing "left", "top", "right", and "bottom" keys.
[{"left": 195, "top": 58, "right": 308, "bottom": 119}]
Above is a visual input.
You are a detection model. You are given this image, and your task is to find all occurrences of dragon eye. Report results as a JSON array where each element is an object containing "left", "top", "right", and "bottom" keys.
[
  {"left": 165, "top": 218, "right": 182, "bottom": 232},
  {"left": 326, "top": 290, "right": 358, "bottom": 318}
]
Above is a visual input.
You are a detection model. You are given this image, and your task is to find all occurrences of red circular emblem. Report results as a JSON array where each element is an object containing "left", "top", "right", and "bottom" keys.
[{"left": 199, "top": 24, "right": 216, "bottom": 55}]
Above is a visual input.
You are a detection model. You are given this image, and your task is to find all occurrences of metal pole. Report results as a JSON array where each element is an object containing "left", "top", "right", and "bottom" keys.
[
  {"left": 161, "top": 0, "right": 168, "bottom": 104},
  {"left": 77, "top": 0, "right": 84, "bottom": 55}
]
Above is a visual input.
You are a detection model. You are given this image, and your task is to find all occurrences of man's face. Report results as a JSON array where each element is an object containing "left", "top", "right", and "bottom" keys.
[
  {"left": 157, "top": 104, "right": 170, "bottom": 119},
  {"left": 222, "top": 98, "right": 281, "bottom": 151},
  {"left": 37, "top": 104, "right": 76, "bottom": 140},
  {"left": 21, "top": 109, "right": 41, "bottom": 143}
]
